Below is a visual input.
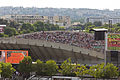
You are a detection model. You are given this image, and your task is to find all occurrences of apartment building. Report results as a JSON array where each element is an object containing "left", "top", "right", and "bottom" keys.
[
  {"left": 86, "top": 17, "right": 120, "bottom": 24},
  {"left": 48, "top": 16, "right": 71, "bottom": 27},
  {"left": 1, "top": 15, "right": 71, "bottom": 27}
]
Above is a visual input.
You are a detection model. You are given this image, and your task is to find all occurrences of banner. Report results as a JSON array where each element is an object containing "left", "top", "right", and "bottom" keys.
[
  {"left": 107, "top": 33, "right": 120, "bottom": 51},
  {"left": 6, "top": 50, "right": 28, "bottom": 64},
  {"left": 0, "top": 50, "right": 28, "bottom": 64}
]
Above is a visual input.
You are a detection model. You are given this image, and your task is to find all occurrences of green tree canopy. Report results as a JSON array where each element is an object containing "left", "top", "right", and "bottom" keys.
[
  {"left": 45, "top": 60, "right": 58, "bottom": 76},
  {"left": 9, "top": 21, "right": 20, "bottom": 29},
  {"left": 0, "top": 19, "right": 8, "bottom": 25},
  {"left": 103, "top": 63, "right": 119, "bottom": 78},
  {"left": 21, "top": 23, "right": 35, "bottom": 31},
  {"left": 4, "top": 27, "right": 18, "bottom": 37},
  {"left": 0, "top": 33, "right": 8, "bottom": 37},
  {"left": 18, "top": 56, "right": 32, "bottom": 78},
  {"left": 35, "top": 59, "right": 46, "bottom": 76},
  {"left": 93, "top": 21, "right": 102, "bottom": 27},
  {"left": 75, "top": 64, "right": 88, "bottom": 77},
  {"left": 33, "top": 21, "right": 44, "bottom": 31},
  {"left": 59, "top": 58, "right": 76, "bottom": 76},
  {"left": 84, "top": 22, "right": 92, "bottom": 27},
  {"left": 89, "top": 63, "right": 105, "bottom": 78},
  {"left": 1, "top": 62, "right": 15, "bottom": 78},
  {"left": 89, "top": 63, "right": 119, "bottom": 78}
]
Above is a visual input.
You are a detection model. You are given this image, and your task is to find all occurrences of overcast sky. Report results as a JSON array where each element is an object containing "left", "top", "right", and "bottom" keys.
[{"left": 0, "top": 0, "right": 120, "bottom": 10}]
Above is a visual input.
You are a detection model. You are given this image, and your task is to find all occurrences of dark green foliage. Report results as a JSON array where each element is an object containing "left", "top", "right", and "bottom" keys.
[
  {"left": 9, "top": 21, "right": 20, "bottom": 29},
  {"left": 17, "top": 56, "right": 119, "bottom": 79},
  {"left": 0, "top": 33, "right": 8, "bottom": 37},
  {"left": 33, "top": 21, "right": 59, "bottom": 31},
  {"left": 33, "top": 21, "right": 44, "bottom": 31},
  {"left": 18, "top": 56, "right": 32, "bottom": 78},
  {"left": 93, "top": 21, "right": 102, "bottom": 27},
  {"left": 21, "top": 23, "right": 35, "bottom": 31},
  {"left": 0, "top": 20, "right": 60, "bottom": 37},
  {"left": 0, "top": 19, "right": 8, "bottom": 25},
  {"left": 45, "top": 60, "right": 58, "bottom": 76},
  {"left": 84, "top": 22, "right": 92, "bottom": 27},
  {"left": 35, "top": 59, "right": 46, "bottom": 76},
  {"left": 0, "top": 33, "right": 4, "bottom": 37},
  {"left": 4, "top": 27, "right": 18, "bottom": 37},
  {"left": 35, "top": 59, "right": 58, "bottom": 76}
]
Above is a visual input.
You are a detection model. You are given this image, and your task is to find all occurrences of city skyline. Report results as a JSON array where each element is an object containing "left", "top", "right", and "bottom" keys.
[{"left": 0, "top": 0, "right": 120, "bottom": 10}]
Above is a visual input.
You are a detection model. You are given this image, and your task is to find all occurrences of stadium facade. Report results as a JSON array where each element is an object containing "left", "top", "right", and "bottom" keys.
[{"left": 0, "top": 37, "right": 104, "bottom": 65}]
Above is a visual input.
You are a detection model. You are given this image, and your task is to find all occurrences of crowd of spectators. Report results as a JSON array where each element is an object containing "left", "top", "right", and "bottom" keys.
[{"left": 17, "top": 31, "right": 105, "bottom": 53}]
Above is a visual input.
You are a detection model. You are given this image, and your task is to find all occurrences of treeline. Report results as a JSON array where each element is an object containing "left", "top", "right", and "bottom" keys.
[
  {"left": 0, "top": 19, "right": 63, "bottom": 37},
  {"left": 18, "top": 56, "right": 119, "bottom": 79},
  {"left": 0, "top": 56, "right": 119, "bottom": 79},
  {"left": 71, "top": 21, "right": 120, "bottom": 33},
  {"left": 84, "top": 21, "right": 120, "bottom": 33}
]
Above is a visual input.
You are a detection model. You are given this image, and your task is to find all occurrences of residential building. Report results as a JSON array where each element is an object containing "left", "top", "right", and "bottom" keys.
[
  {"left": 1, "top": 15, "right": 71, "bottom": 28},
  {"left": 86, "top": 17, "right": 120, "bottom": 24}
]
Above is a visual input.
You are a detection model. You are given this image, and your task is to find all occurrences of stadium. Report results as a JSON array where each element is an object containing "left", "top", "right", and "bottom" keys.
[{"left": 0, "top": 31, "right": 104, "bottom": 65}]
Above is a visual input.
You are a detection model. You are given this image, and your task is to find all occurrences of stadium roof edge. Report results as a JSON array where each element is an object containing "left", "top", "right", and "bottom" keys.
[{"left": 90, "top": 28, "right": 108, "bottom": 31}]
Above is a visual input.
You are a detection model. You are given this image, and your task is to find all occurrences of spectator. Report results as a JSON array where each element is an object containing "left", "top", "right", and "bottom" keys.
[{"left": 17, "top": 31, "right": 105, "bottom": 52}]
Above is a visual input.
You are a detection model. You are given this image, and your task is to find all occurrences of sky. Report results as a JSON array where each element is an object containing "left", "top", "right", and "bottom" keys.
[{"left": 0, "top": 0, "right": 120, "bottom": 10}]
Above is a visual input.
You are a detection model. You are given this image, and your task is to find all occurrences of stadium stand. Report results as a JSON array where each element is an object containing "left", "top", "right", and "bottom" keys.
[{"left": 17, "top": 31, "right": 105, "bottom": 53}]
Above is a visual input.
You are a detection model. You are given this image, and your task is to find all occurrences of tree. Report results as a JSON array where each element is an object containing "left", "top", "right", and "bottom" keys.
[
  {"left": 0, "top": 33, "right": 8, "bottom": 37},
  {"left": 4, "top": 27, "right": 18, "bottom": 37},
  {"left": 89, "top": 63, "right": 119, "bottom": 79},
  {"left": 59, "top": 58, "right": 76, "bottom": 76},
  {"left": 117, "top": 23, "right": 120, "bottom": 26},
  {"left": 93, "top": 21, "right": 102, "bottom": 27},
  {"left": 74, "top": 64, "right": 88, "bottom": 79},
  {"left": 0, "top": 19, "right": 8, "bottom": 25},
  {"left": 84, "top": 22, "right": 92, "bottom": 27},
  {"left": 18, "top": 56, "right": 32, "bottom": 78},
  {"left": 103, "top": 63, "right": 119, "bottom": 78},
  {"left": 33, "top": 21, "right": 44, "bottom": 31},
  {"left": 35, "top": 60, "right": 58, "bottom": 76},
  {"left": 0, "top": 63, "right": 2, "bottom": 74},
  {"left": 20, "top": 29, "right": 32, "bottom": 34},
  {"left": 0, "top": 33, "right": 4, "bottom": 37},
  {"left": 45, "top": 60, "right": 58, "bottom": 76},
  {"left": 9, "top": 21, "right": 20, "bottom": 29},
  {"left": 89, "top": 63, "right": 105, "bottom": 78},
  {"left": 59, "top": 26, "right": 65, "bottom": 30},
  {"left": 21, "top": 23, "right": 35, "bottom": 31},
  {"left": 35, "top": 59, "right": 46, "bottom": 76},
  {"left": 1, "top": 62, "right": 15, "bottom": 78}
]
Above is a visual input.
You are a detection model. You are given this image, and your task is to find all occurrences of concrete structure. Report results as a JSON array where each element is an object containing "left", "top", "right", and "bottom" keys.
[
  {"left": 106, "top": 51, "right": 120, "bottom": 66},
  {"left": 86, "top": 17, "right": 120, "bottom": 24},
  {"left": 1, "top": 15, "right": 71, "bottom": 28},
  {"left": 0, "top": 37, "right": 104, "bottom": 65}
]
